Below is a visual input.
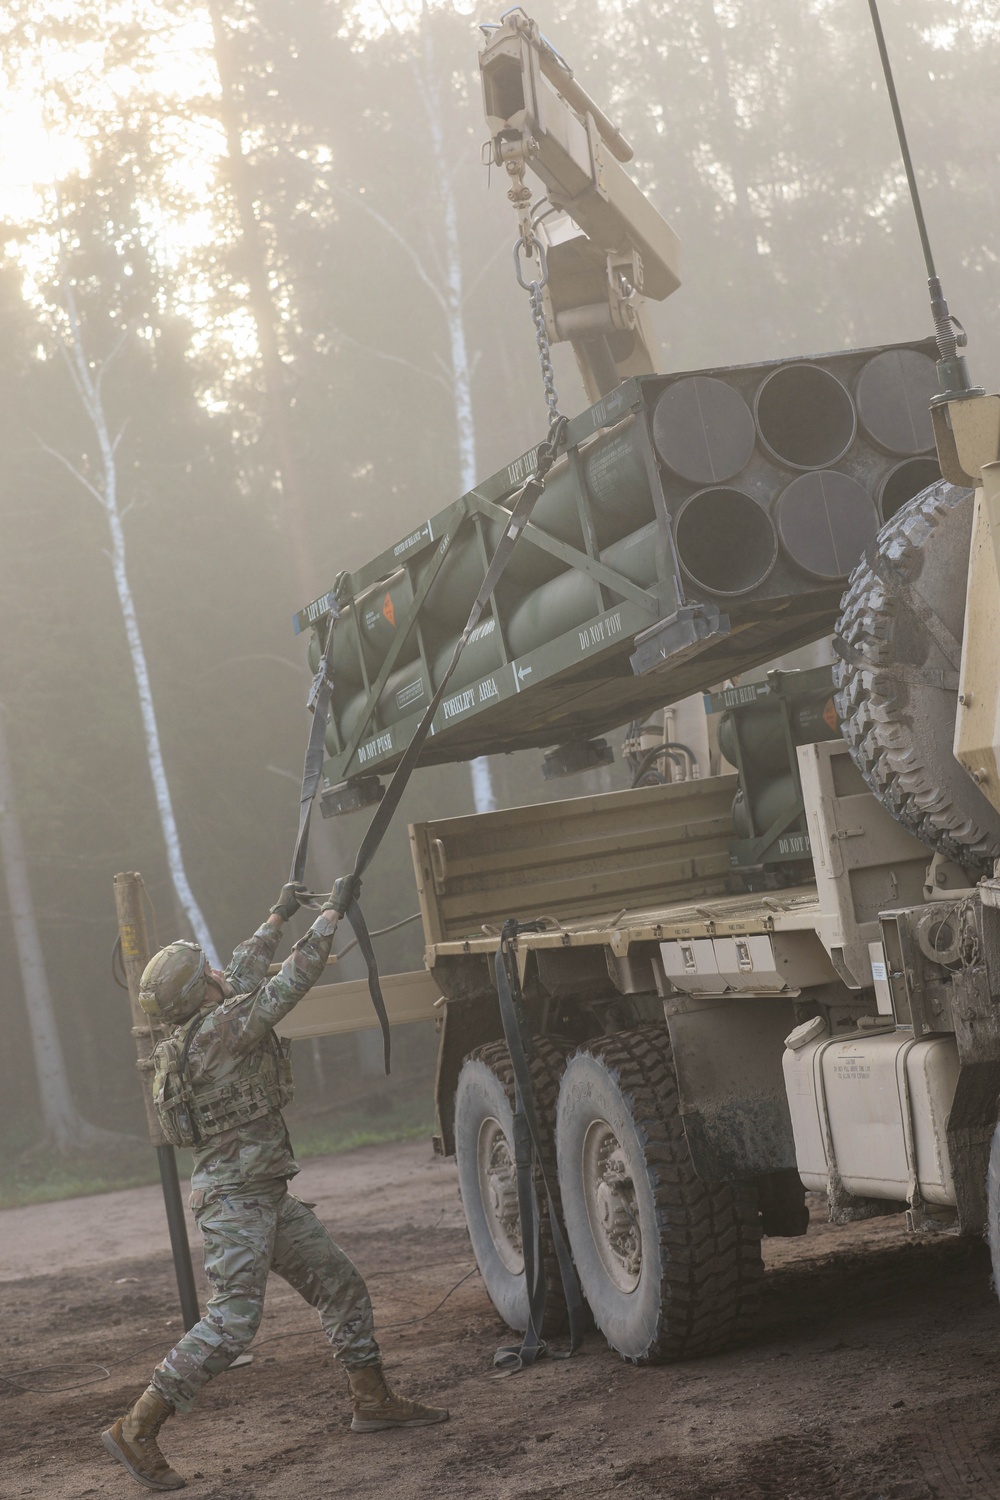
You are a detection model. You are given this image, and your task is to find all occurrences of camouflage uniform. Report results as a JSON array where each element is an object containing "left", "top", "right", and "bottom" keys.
[{"left": 149, "top": 915, "right": 380, "bottom": 1414}]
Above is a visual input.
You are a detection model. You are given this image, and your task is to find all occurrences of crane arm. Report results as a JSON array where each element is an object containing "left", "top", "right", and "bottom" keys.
[{"left": 479, "top": 9, "right": 681, "bottom": 403}]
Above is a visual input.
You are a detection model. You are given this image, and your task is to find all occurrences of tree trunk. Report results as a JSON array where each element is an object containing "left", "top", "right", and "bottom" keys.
[
  {"left": 104, "top": 496, "right": 221, "bottom": 966},
  {"left": 417, "top": 2, "right": 496, "bottom": 814},
  {"left": 207, "top": 0, "right": 319, "bottom": 605},
  {"left": 49, "top": 241, "right": 220, "bottom": 967},
  {"left": 0, "top": 702, "right": 93, "bottom": 1148}
]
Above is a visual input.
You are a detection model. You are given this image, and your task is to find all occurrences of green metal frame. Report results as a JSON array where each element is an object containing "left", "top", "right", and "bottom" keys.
[{"left": 293, "top": 340, "right": 938, "bottom": 796}]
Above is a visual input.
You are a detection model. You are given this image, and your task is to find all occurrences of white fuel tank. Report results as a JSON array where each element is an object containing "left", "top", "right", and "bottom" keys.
[{"left": 782, "top": 1026, "right": 959, "bottom": 1206}]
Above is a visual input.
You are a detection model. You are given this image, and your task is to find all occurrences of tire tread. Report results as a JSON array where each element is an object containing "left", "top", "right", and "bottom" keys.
[
  {"left": 568, "top": 1025, "right": 762, "bottom": 1363},
  {"left": 834, "top": 478, "right": 1000, "bottom": 870}
]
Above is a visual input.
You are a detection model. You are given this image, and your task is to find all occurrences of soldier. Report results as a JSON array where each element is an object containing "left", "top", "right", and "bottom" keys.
[{"left": 103, "top": 879, "right": 448, "bottom": 1492}]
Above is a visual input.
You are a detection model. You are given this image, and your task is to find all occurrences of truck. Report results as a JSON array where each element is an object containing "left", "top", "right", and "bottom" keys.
[{"left": 281, "top": 10, "right": 1000, "bottom": 1364}]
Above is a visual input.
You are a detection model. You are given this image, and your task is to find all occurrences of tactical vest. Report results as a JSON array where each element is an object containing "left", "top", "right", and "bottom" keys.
[{"left": 152, "top": 1006, "right": 295, "bottom": 1149}]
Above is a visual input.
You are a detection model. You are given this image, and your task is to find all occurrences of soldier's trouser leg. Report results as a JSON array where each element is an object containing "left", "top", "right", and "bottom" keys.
[
  {"left": 271, "top": 1193, "right": 381, "bottom": 1370},
  {"left": 151, "top": 1186, "right": 280, "bottom": 1413}
]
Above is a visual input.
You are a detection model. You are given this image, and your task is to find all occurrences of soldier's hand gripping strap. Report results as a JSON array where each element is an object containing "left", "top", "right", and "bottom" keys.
[
  {"left": 491, "top": 918, "right": 586, "bottom": 1373},
  {"left": 293, "top": 419, "right": 569, "bottom": 1077},
  {"left": 270, "top": 881, "right": 309, "bottom": 922},
  {"left": 330, "top": 874, "right": 359, "bottom": 916}
]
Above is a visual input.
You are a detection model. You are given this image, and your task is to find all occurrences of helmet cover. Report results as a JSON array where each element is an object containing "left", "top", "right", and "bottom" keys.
[{"left": 138, "top": 941, "right": 208, "bottom": 1024}]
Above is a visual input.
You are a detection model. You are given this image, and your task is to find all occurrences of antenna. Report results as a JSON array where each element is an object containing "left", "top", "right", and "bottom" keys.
[{"left": 866, "top": 0, "right": 981, "bottom": 402}]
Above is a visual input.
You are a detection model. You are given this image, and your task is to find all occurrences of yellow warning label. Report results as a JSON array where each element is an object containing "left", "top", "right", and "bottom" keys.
[
  {"left": 120, "top": 923, "right": 141, "bottom": 959},
  {"left": 822, "top": 697, "right": 838, "bottom": 732}
]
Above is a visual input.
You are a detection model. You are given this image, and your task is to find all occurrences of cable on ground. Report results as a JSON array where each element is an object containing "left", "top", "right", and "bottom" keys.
[{"left": 0, "top": 1265, "right": 480, "bottom": 1394}]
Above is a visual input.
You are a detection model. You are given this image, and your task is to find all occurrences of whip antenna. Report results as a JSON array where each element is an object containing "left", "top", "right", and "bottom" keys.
[{"left": 866, "top": 0, "right": 981, "bottom": 402}]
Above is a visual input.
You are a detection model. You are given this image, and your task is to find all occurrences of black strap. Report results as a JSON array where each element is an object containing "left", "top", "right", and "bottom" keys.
[
  {"left": 330, "top": 418, "right": 570, "bottom": 1075},
  {"left": 351, "top": 422, "right": 568, "bottom": 888},
  {"left": 289, "top": 573, "right": 350, "bottom": 889},
  {"left": 865, "top": 551, "right": 962, "bottom": 668},
  {"left": 832, "top": 633, "right": 960, "bottom": 691},
  {"left": 491, "top": 919, "right": 586, "bottom": 1373}
]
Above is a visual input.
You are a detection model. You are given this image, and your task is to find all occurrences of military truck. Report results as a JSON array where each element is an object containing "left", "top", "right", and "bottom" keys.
[{"left": 282, "top": 12, "right": 1000, "bottom": 1363}]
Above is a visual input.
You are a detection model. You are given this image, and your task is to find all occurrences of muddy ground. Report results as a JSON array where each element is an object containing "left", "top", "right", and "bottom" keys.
[{"left": 2, "top": 1138, "right": 1000, "bottom": 1500}]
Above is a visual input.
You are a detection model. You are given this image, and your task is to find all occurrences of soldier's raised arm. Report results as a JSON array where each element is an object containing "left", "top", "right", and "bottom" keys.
[
  {"left": 216, "top": 879, "right": 351, "bottom": 1055},
  {"left": 223, "top": 880, "right": 311, "bottom": 993}
]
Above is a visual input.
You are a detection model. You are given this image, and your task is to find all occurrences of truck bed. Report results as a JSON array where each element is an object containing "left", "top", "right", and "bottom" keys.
[
  {"left": 410, "top": 775, "right": 739, "bottom": 949},
  {"left": 411, "top": 743, "right": 932, "bottom": 991},
  {"left": 421, "top": 883, "right": 823, "bottom": 960}
]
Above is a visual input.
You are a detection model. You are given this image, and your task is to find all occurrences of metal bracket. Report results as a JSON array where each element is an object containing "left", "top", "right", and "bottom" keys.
[{"left": 629, "top": 604, "right": 731, "bottom": 677}]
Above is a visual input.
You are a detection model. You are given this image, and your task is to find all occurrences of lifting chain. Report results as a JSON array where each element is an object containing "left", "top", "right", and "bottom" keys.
[
  {"left": 513, "top": 230, "right": 563, "bottom": 436},
  {"left": 508, "top": 153, "right": 563, "bottom": 437}
]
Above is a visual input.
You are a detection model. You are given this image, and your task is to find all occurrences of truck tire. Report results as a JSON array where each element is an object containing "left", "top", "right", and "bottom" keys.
[
  {"left": 454, "top": 1035, "right": 572, "bottom": 1334},
  {"left": 834, "top": 478, "right": 1000, "bottom": 872},
  {"left": 556, "top": 1026, "right": 762, "bottom": 1362},
  {"left": 986, "top": 1123, "right": 1000, "bottom": 1297}
]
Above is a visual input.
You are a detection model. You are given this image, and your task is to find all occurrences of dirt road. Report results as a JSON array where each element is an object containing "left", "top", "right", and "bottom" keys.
[{"left": 2, "top": 1138, "right": 999, "bottom": 1500}]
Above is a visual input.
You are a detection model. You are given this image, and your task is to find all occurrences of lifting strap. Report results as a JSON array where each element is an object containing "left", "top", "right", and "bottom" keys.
[
  {"left": 832, "top": 543, "right": 964, "bottom": 694},
  {"left": 867, "top": 550, "right": 962, "bottom": 668},
  {"left": 492, "top": 919, "right": 586, "bottom": 1372},
  {"left": 290, "top": 417, "right": 569, "bottom": 1074},
  {"left": 289, "top": 571, "right": 349, "bottom": 891},
  {"left": 831, "top": 633, "right": 960, "bottom": 692}
]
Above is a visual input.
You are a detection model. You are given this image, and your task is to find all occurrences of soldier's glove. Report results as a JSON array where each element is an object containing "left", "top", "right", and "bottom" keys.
[
  {"left": 328, "top": 874, "right": 360, "bottom": 918},
  {"left": 270, "top": 881, "right": 310, "bottom": 922}
]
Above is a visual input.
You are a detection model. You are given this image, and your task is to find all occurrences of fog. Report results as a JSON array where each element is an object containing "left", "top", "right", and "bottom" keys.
[{"left": 0, "top": 0, "right": 997, "bottom": 1177}]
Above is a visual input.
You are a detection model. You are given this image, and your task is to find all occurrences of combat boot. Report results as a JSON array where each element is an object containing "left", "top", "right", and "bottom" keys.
[
  {"left": 347, "top": 1362, "right": 449, "bottom": 1432},
  {"left": 102, "top": 1387, "right": 186, "bottom": 1491}
]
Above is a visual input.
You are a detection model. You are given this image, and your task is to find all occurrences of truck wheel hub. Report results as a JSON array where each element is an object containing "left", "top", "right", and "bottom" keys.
[
  {"left": 477, "top": 1117, "right": 523, "bottom": 1273},
  {"left": 583, "top": 1122, "right": 641, "bottom": 1291}
]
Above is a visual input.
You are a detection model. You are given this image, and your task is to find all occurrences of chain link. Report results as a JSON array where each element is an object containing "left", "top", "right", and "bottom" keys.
[
  {"left": 528, "top": 280, "right": 561, "bottom": 435},
  {"left": 512, "top": 228, "right": 563, "bottom": 437}
]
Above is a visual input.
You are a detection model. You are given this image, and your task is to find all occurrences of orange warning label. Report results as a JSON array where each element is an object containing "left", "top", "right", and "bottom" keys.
[
  {"left": 382, "top": 593, "right": 396, "bottom": 628},
  {"left": 822, "top": 697, "right": 838, "bottom": 732}
]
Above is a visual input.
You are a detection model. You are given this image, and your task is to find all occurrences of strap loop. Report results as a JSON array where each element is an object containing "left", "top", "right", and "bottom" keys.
[
  {"left": 832, "top": 633, "right": 960, "bottom": 692},
  {"left": 491, "top": 918, "right": 586, "bottom": 1373}
]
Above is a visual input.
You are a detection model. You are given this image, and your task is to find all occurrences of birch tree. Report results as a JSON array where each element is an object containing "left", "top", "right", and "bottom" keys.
[
  {"left": 41, "top": 225, "right": 220, "bottom": 967},
  {"left": 335, "top": 1, "right": 499, "bottom": 811},
  {"left": 413, "top": 0, "right": 494, "bottom": 814}
]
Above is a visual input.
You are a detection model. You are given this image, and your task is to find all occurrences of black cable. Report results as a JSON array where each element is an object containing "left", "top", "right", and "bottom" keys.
[
  {"left": 263, "top": 910, "right": 425, "bottom": 978},
  {"left": 111, "top": 933, "right": 129, "bottom": 990},
  {"left": 0, "top": 1337, "right": 169, "bottom": 1394},
  {"left": 662, "top": 739, "right": 698, "bottom": 770},
  {"left": 0, "top": 1266, "right": 480, "bottom": 1394},
  {"left": 629, "top": 729, "right": 699, "bottom": 767},
  {"left": 630, "top": 743, "right": 686, "bottom": 789},
  {"left": 333, "top": 910, "right": 422, "bottom": 964},
  {"left": 252, "top": 1266, "right": 481, "bottom": 1343}
]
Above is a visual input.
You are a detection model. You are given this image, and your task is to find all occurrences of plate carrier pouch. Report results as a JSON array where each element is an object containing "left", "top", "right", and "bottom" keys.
[{"left": 152, "top": 996, "right": 295, "bottom": 1149}]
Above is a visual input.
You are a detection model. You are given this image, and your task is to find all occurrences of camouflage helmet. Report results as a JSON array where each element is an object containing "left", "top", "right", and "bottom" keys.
[{"left": 138, "top": 941, "right": 208, "bottom": 1024}]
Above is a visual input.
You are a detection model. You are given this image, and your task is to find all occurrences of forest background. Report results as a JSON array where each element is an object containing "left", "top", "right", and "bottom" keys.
[{"left": 0, "top": 0, "right": 997, "bottom": 1203}]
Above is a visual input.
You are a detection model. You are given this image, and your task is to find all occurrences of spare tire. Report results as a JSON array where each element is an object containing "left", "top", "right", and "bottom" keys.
[{"left": 834, "top": 479, "right": 1000, "bottom": 872}]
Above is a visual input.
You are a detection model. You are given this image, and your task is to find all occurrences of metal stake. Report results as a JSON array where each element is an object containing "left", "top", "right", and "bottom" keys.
[
  {"left": 156, "top": 1145, "right": 200, "bottom": 1331},
  {"left": 113, "top": 871, "right": 200, "bottom": 1332}
]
